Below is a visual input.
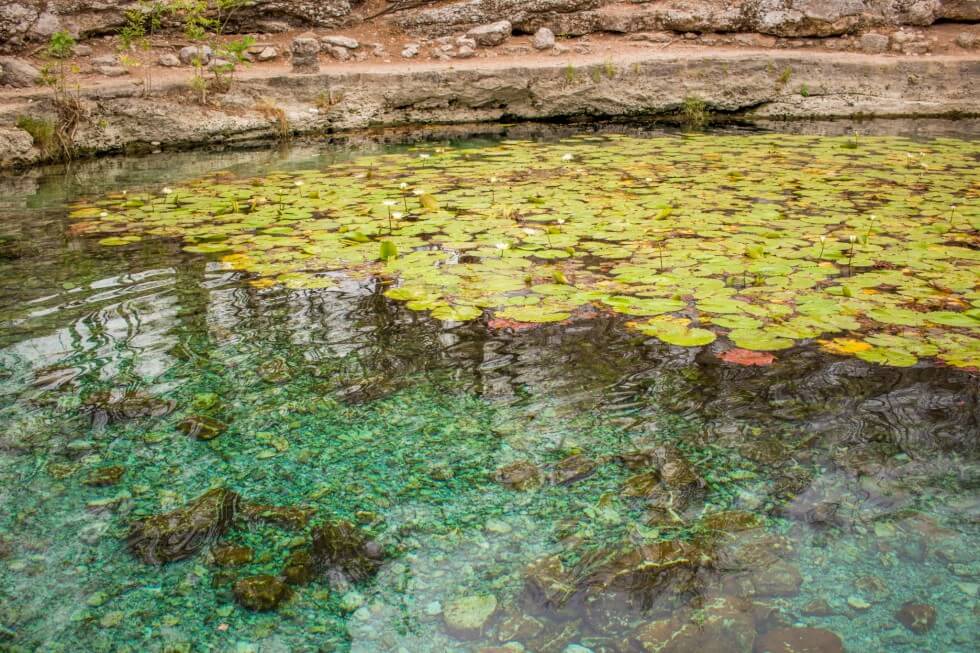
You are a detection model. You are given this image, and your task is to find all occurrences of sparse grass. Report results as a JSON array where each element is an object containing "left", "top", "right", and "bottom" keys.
[
  {"left": 255, "top": 98, "right": 290, "bottom": 141},
  {"left": 603, "top": 60, "right": 616, "bottom": 79},
  {"left": 16, "top": 115, "right": 57, "bottom": 157},
  {"left": 680, "top": 96, "right": 709, "bottom": 129},
  {"left": 564, "top": 64, "right": 576, "bottom": 84},
  {"left": 800, "top": 84, "right": 810, "bottom": 97},
  {"left": 776, "top": 66, "right": 792, "bottom": 86},
  {"left": 590, "top": 67, "right": 602, "bottom": 83},
  {"left": 315, "top": 89, "right": 343, "bottom": 109}
]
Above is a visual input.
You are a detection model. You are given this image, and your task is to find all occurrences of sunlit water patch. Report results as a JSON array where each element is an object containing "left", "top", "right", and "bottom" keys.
[{"left": 0, "top": 126, "right": 977, "bottom": 653}]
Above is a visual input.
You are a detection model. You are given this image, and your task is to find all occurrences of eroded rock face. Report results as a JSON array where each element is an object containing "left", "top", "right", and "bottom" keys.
[
  {"left": 310, "top": 519, "right": 383, "bottom": 581},
  {"left": 127, "top": 488, "right": 240, "bottom": 564},
  {"left": 0, "top": 56, "right": 40, "bottom": 87}
]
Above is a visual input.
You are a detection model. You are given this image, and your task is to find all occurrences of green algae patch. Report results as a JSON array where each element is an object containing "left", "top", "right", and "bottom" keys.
[{"left": 68, "top": 133, "right": 980, "bottom": 367}]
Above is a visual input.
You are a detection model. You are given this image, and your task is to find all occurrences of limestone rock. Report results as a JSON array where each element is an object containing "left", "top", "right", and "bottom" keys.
[
  {"left": 233, "top": 575, "right": 289, "bottom": 611},
  {"left": 0, "top": 56, "right": 40, "bottom": 87},
  {"left": 327, "top": 45, "right": 350, "bottom": 61},
  {"left": 467, "top": 20, "right": 512, "bottom": 47},
  {"left": 291, "top": 35, "right": 320, "bottom": 73},
  {"left": 955, "top": 32, "right": 977, "bottom": 49},
  {"left": 532, "top": 27, "right": 556, "bottom": 50},
  {"left": 322, "top": 35, "right": 359, "bottom": 49},
  {"left": 859, "top": 32, "right": 889, "bottom": 53},
  {"left": 179, "top": 45, "right": 212, "bottom": 66},
  {"left": 158, "top": 53, "right": 180, "bottom": 67},
  {"left": 443, "top": 594, "right": 498, "bottom": 639},
  {"left": 127, "top": 488, "right": 240, "bottom": 564},
  {"left": 256, "top": 46, "right": 278, "bottom": 61},
  {"left": 401, "top": 42, "right": 420, "bottom": 58},
  {"left": 455, "top": 45, "right": 476, "bottom": 58},
  {"left": 753, "top": 627, "right": 843, "bottom": 653},
  {"left": 0, "top": 127, "right": 35, "bottom": 167}
]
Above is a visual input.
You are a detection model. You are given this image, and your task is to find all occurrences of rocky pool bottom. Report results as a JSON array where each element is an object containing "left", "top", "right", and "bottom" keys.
[{"left": 0, "top": 127, "right": 978, "bottom": 653}]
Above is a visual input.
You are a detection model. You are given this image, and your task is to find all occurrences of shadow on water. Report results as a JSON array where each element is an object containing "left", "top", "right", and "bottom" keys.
[{"left": 0, "top": 122, "right": 977, "bottom": 653}]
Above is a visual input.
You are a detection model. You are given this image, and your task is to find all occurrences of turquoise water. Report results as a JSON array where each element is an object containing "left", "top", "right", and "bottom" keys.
[{"left": 0, "top": 126, "right": 978, "bottom": 653}]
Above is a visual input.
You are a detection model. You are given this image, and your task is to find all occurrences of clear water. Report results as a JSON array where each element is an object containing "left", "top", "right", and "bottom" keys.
[{"left": 0, "top": 125, "right": 977, "bottom": 653}]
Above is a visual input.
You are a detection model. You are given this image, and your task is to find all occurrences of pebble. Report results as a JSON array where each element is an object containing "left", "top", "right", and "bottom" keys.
[{"left": 847, "top": 596, "right": 871, "bottom": 610}]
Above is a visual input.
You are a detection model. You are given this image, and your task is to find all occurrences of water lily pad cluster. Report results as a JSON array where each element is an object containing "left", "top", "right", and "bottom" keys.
[{"left": 68, "top": 133, "right": 979, "bottom": 367}]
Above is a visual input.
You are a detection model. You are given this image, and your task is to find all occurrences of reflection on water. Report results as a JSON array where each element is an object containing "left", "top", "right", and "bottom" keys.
[{"left": 0, "top": 125, "right": 977, "bottom": 653}]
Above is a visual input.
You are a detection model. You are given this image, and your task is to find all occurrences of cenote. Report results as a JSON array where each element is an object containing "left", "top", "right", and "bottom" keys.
[{"left": 0, "top": 123, "right": 977, "bottom": 653}]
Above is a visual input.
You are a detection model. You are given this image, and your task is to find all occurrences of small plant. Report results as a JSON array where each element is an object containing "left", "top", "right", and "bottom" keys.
[
  {"left": 590, "top": 67, "right": 602, "bottom": 83},
  {"left": 679, "top": 97, "right": 709, "bottom": 129},
  {"left": 800, "top": 84, "right": 810, "bottom": 97},
  {"left": 16, "top": 115, "right": 57, "bottom": 157},
  {"left": 40, "top": 31, "right": 85, "bottom": 160},
  {"left": 564, "top": 64, "right": 576, "bottom": 84},
  {"left": 118, "top": 0, "right": 166, "bottom": 94},
  {"left": 776, "top": 66, "right": 792, "bottom": 86},
  {"left": 603, "top": 60, "right": 616, "bottom": 78},
  {"left": 255, "top": 98, "right": 290, "bottom": 141}
]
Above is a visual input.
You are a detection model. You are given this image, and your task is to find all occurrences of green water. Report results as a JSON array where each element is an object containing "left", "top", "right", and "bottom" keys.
[{"left": 0, "top": 125, "right": 977, "bottom": 653}]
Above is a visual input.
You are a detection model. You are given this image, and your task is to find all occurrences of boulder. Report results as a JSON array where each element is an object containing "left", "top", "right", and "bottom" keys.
[
  {"left": 322, "top": 35, "right": 359, "bottom": 49},
  {"left": 158, "top": 53, "right": 180, "bottom": 67},
  {"left": 551, "top": 453, "right": 596, "bottom": 485},
  {"left": 256, "top": 46, "right": 278, "bottom": 61},
  {"left": 179, "top": 45, "right": 212, "bottom": 66},
  {"left": 0, "top": 56, "right": 40, "bottom": 87},
  {"left": 401, "top": 42, "right": 420, "bottom": 58},
  {"left": 326, "top": 45, "right": 350, "bottom": 61},
  {"left": 291, "top": 35, "right": 320, "bottom": 73},
  {"left": 895, "top": 602, "right": 936, "bottom": 634},
  {"left": 859, "top": 32, "right": 890, "bottom": 53},
  {"left": 127, "top": 488, "right": 240, "bottom": 564},
  {"left": 311, "top": 519, "right": 383, "bottom": 581},
  {"left": 0, "top": 127, "right": 34, "bottom": 167},
  {"left": 749, "top": 560, "right": 802, "bottom": 597},
  {"left": 532, "top": 26, "right": 556, "bottom": 50},
  {"left": 494, "top": 460, "right": 542, "bottom": 490},
  {"left": 455, "top": 45, "right": 476, "bottom": 58},
  {"left": 83, "top": 465, "right": 125, "bottom": 487},
  {"left": 753, "top": 627, "right": 843, "bottom": 653},
  {"left": 467, "top": 20, "right": 512, "bottom": 47},
  {"left": 233, "top": 575, "right": 290, "bottom": 611},
  {"left": 443, "top": 594, "right": 498, "bottom": 639},
  {"left": 955, "top": 32, "right": 977, "bottom": 49}
]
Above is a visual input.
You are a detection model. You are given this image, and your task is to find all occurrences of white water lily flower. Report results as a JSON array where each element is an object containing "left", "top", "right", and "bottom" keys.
[
  {"left": 849, "top": 235, "right": 857, "bottom": 243},
  {"left": 99, "top": 211, "right": 108, "bottom": 218},
  {"left": 399, "top": 182, "right": 409, "bottom": 190},
  {"left": 162, "top": 187, "right": 173, "bottom": 195},
  {"left": 561, "top": 153, "right": 574, "bottom": 161},
  {"left": 557, "top": 218, "right": 566, "bottom": 225},
  {"left": 294, "top": 180, "right": 304, "bottom": 187},
  {"left": 419, "top": 153, "right": 431, "bottom": 159},
  {"left": 392, "top": 211, "right": 404, "bottom": 220},
  {"left": 412, "top": 188, "right": 425, "bottom": 196},
  {"left": 490, "top": 176, "right": 498, "bottom": 184},
  {"left": 522, "top": 228, "right": 538, "bottom": 236},
  {"left": 383, "top": 200, "right": 398, "bottom": 207},
  {"left": 495, "top": 242, "right": 509, "bottom": 251},
  {"left": 819, "top": 235, "right": 826, "bottom": 242}
]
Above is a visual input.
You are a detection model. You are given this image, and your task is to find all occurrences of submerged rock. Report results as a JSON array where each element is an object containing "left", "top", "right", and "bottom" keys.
[
  {"left": 84, "top": 390, "right": 175, "bottom": 426},
  {"left": 127, "top": 488, "right": 240, "bottom": 564},
  {"left": 234, "top": 575, "right": 290, "bottom": 611},
  {"left": 311, "top": 520, "right": 383, "bottom": 581},
  {"left": 633, "top": 596, "right": 755, "bottom": 653},
  {"left": 443, "top": 594, "right": 498, "bottom": 639},
  {"left": 895, "top": 601, "right": 936, "bottom": 634},
  {"left": 241, "top": 503, "right": 313, "bottom": 529},
  {"left": 551, "top": 454, "right": 596, "bottom": 485},
  {"left": 749, "top": 560, "right": 802, "bottom": 597},
  {"left": 753, "top": 627, "right": 843, "bottom": 653},
  {"left": 282, "top": 549, "right": 315, "bottom": 585},
  {"left": 622, "top": 471, "right": 661, "bottom": 497},
  {"left": 494, "top": 460, "right": 542, "bottom": 491},
  {"left": 701, "top": 510, "right": 762, "bottom": 532},
  {"left": 523, "top": 554, "right": 576, "bottom": 610},
  {"left": 83, "top": 465, "right": 125, "bottom": 487},
  {"left": 212, "top": 543, "right": 253, "bottom": 566},
  {"left": 177, "top": 415, "right": 227, "bottom": 440}
]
